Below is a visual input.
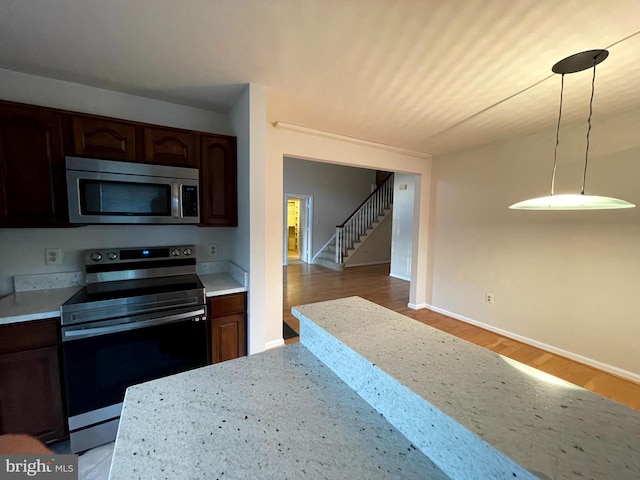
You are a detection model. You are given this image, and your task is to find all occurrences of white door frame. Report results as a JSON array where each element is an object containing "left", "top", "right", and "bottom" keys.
[{"left": 283, "top": 193, "right": 313, "bottom": 265}]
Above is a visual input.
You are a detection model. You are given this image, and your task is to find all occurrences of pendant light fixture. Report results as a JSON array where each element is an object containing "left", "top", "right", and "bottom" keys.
[{"left": 509, "top": 50, "right": 635, "bottom": 210}]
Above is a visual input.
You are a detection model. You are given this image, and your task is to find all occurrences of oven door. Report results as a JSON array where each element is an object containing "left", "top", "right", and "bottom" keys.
[{"left": 61, "top": 308, "right": 207, "bottom": 452}]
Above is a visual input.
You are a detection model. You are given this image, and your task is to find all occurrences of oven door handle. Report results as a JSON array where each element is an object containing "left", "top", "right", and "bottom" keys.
[{"left": 62, "top": 308, "right": 206, "bottom": 341}]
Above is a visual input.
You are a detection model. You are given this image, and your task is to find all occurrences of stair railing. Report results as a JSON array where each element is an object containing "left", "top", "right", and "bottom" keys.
[{"left": 335, "top": 173, "right": 394, "bottom": 264}]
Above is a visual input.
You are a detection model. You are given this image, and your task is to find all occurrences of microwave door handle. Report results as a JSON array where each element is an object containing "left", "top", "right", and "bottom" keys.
[{"left": 172, "top": 183, "right": 180, "bottom": 217}]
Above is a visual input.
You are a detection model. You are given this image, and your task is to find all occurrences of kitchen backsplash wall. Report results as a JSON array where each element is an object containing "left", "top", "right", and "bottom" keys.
[{"left": 0, "top": 226, "right": 235, "bottom": 296}]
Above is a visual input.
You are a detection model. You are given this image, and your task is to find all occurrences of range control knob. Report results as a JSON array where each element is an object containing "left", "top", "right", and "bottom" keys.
[
  {"left": 107, "top": 251, "right": 118, "bottom": 260},
  {"left": 183, "top": 247, "right": 192, "bottom": 256},
  {"left": 90, "top": 252, "right": 103, "bottom": 262},
  {"left": 171, "top": 248, "right": 181, "bottom": 256}
]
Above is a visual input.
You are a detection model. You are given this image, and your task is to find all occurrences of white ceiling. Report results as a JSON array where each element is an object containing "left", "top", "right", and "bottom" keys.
[{"left": 0, "top": 0, "right": 638, "bottom": 155}]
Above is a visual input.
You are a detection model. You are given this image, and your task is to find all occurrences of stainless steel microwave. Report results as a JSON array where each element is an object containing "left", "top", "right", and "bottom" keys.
[{"left": 66, "top": 156, "right": 199, "bottom": 224}]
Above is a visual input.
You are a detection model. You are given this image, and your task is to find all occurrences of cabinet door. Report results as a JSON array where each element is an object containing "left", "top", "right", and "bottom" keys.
[
  {"left": 211, "top": 313, "right": 247, "bottom": 364},
  {"left": 143, "top": 127, "right": 200, "bottom": 168},
  {"left": 0, "top": 103, "right": 67, "bottom": 226},
  {"left": 208, "top": 293, "right": 247, "bottom": 364},
  {"left": 71, "top": 116, "right": 137, "bottom": 161},
  {"left": 0, "top": 346, "right": 66, "bottom": 443},
  {"left": 200, "top": 135, "right": 237, "bottom": 226}
]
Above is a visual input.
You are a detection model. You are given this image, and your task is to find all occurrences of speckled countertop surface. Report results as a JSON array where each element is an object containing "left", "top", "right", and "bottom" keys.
[
  {"left": 197, "top": 261, "right": 248, "bottom": 297},
  {"left": 293, "top": 296, "right": 640, "bottom": 480},
  {"left": 198, "top": 273, "right": 245, "bottom": 297},
  {"left": 0, "top": 262, "right": 247, "bottom": 325},
  {"left": 0, "top": 287, "right": 81, "bottom": 325},
  {"left": 109, "top": 343, "right": 451, "bottom": 480}
]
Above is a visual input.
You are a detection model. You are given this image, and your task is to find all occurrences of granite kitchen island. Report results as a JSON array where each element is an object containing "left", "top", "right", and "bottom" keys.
[
  {"left": 108, "top": 343, "right": 449, "bottom": 480},
  {"left": 109, "top": 297, "right": 640, "bottom": 479}
]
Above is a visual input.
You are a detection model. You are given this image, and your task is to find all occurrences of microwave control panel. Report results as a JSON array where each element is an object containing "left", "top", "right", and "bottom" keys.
[{"left": 181, "top": 185, "right": 199, "bottom": 217}]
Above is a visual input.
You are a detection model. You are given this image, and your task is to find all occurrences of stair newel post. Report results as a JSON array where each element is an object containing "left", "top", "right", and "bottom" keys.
[{"left": 335, "top": 227, "right": 341, "bottom": 264}]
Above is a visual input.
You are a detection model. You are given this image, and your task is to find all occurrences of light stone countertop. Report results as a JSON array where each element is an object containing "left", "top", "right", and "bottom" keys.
[
  {"left": 197, "top": 260, "right": 248, "bottom": 297},
  {"left": 0, "top": 287, "right": 81, "bottom": 326},
  {"left": 293, "top": 296, "right": 640, "bottom": 480},
  {"left": 198, "top": 273, "right": 245, "bottom": 297},
  {"left": 109, "top": 343, "right": 451, "bottom": 480},
  {"left": 0, "top": 261, "right": 248, "bottom": 325}
]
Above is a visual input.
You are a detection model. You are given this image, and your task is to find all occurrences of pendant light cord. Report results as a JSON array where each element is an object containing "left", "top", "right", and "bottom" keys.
[
  {"left": 582, "top": 61, "right": 597, "bottom": 195},
  {"left": 550, "top": 74, "right": 564, "bottom": 196}
]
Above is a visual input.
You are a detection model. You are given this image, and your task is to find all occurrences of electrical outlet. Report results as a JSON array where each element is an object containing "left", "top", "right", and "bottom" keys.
[
  {"left": 485, "top": 293, "right": 494, "bottom": 304},
  {"left": 45, "top": 248, "right": 63, "bottom": 266},
  {"left": 208, "top": 243, "right": 218, "bottom": 257}
]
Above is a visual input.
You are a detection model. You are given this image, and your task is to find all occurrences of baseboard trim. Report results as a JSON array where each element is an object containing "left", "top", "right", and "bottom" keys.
[
  {"left": 345, "top": 261, "right": 391, "bottom": 268},
  {"left": 407, "top": 302, "right": 427, "bottom": 310},
  {"left": 265, "top": 339, "right": 285, "bottom": 350},
  {"left": 389, "top": 273, "right": 410, "bottom": 282},
  {"left": 424, "top": 303, "right": 640, "bottom": 385}
]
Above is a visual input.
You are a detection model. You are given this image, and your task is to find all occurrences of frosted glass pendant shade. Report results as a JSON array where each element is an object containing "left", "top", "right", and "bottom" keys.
[
  {"left": 509, "top": 194, "right": 635, "bottom": 210},
  {"left": 509, "top": 50, "right": 635, "bottom": 212}
]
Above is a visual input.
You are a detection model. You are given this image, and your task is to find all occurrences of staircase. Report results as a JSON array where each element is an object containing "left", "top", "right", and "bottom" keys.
[{"left": 314, "top": 173, "right": 393, "bottom": 271}]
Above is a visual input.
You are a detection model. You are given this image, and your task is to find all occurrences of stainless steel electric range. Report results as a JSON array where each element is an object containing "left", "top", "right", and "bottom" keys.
[{"left": 60, "top": 245, "right": 208, "bottom": 453}]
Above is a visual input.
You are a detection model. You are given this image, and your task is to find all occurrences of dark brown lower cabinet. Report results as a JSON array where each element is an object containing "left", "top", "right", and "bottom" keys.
[
  {"left": 208, "top": 292, "right": 247, "bottom": 364},
  {"left": 0, "top": 318, "right": 66, "bottom": 443}
]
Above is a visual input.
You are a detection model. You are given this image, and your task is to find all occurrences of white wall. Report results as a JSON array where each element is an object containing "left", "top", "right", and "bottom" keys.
[
  {"left": 0, "top": 226, "right": 234, "bottom": 295},
  {"left": 0, "top": 68, "right": 232, "bottom": 134},
  {"left": 283, "top": 157, "right": 376, "bottom": 258},
  {"left": 429, "top": 107, "right": 640, "bottom": 380},
  {"left": 234, "top": 84, "right": 270, "bottom": 353},
  {"left": 0, "top": 68, "right": 235, "bottom": 296},
  {"left": 390, "top": 173, "right": 416, "bottom": 280},
  {"left": 229, "top": 86, "right": 250, "bottom": 273},
  {"left": 265, "top": 124, "right": 432, "bottom": 348}
]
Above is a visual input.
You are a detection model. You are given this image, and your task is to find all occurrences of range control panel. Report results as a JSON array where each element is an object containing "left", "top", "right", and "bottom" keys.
[{"left": 84, "top": 245, "right": 196, "bottom": 264}]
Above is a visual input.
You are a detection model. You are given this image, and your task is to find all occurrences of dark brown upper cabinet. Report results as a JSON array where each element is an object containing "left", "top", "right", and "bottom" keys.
[
  {"left": 143, "top": 127, "right": 200, "bottom": 168},
  {"left": 0, "top": 102, "right": 67, "bottom": 226},
  {"left": 70, "top": 116, "right": 137, "bottom": 161},
  {"left": 0, "top": 100, "right": 237, "bottom": 227},
  {"left": 200, "top": 135, "right": 237, "bottom": 227}
]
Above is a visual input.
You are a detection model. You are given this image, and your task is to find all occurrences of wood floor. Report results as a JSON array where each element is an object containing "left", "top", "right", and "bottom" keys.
[{"left": 283, "top": 263, "right": 640, "bottom": 411}]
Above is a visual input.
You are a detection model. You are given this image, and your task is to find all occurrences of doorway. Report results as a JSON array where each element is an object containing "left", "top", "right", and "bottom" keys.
[{"left": 284, "top": 194, "right": 313, "bottom": 265}]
